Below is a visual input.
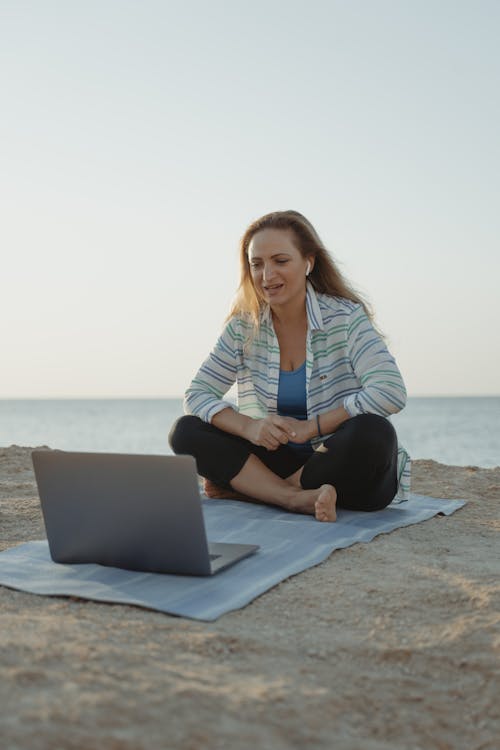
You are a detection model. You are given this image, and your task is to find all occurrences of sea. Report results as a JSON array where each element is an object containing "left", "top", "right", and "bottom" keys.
[{"left": 0, "top": 397, "right": 499, "bottom": 469}]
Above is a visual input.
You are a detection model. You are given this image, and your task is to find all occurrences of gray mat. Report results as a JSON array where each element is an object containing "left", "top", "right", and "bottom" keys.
[{"left": 0, "top": 493, "right": 465, "bottom": 621}]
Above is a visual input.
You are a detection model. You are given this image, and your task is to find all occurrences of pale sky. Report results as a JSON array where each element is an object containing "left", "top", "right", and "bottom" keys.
[{"left": 1, "top": 0, "right": 499, "bottom": 398}]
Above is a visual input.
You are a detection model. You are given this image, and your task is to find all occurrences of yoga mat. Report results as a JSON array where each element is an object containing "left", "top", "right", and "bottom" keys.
[{"left": 0, "top": 493, "right": 465, "bottom": 621}]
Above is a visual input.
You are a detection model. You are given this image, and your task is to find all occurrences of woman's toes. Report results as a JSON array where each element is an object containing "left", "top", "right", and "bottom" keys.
[{"left": 315, "top": 485, "right": 337, "bottom": 522}]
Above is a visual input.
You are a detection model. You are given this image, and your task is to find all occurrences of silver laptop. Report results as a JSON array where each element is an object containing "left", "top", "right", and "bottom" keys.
[{"left": 31, "top": 450, "right": 259, "bottom": 576}]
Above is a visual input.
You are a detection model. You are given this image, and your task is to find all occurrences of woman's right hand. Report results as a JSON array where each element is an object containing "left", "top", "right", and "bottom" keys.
[{"left": 243, "top": 416, "right": 297, "bottom": 451}]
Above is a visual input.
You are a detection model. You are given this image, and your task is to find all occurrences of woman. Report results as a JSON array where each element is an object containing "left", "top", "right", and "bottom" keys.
[{"left": 169, "top": 210, "right": 410, "bottom": 522}]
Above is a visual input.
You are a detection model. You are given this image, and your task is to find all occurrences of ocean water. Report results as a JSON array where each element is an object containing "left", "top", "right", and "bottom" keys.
[{"left": 0, "top": 397, "right": 499, "bottom": 469}]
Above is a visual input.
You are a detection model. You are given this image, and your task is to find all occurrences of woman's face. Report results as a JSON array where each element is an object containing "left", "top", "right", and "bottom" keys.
[{"left": 247, "top": 228, "right": 312, "bottom": 308}]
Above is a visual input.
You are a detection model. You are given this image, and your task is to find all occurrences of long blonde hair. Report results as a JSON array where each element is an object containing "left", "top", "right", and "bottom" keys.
[{"left": 226, "top": 210, "right": 376, "bottom": 329}]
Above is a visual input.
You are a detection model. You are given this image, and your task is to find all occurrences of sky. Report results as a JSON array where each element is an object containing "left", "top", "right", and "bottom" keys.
[{"left": 1, "top": 0, "right": 499, "bottom": 398}]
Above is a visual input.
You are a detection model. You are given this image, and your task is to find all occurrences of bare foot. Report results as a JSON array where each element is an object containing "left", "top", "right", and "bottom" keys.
[
  {"left": 203, "top": 478, "right": 252, "bottom": 501},
  {"left": 289, "top": 484, "right": 337, "bottom": 522},
  {"left": 314, "top": 484, "right": 337, "bottom": 522}
]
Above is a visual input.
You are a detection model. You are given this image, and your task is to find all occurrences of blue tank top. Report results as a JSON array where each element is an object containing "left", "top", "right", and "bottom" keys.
[{"left": 277, "top": 361, "right": 314, "bottom": 456}]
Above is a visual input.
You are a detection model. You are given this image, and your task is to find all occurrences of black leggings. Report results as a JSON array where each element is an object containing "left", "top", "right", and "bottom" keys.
[{"left": 168, "top": 413, "right": 398, "bottom": 512}]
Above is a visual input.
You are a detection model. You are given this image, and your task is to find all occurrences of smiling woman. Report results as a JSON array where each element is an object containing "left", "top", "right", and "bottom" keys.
[
  {"left": 249, "top": 234, "right": 309, "bottom": 309},
  {"left": 248, "top": 232, "right": 311, "bottom": 371},
  {"left": 169, "top": 210, "right": 410, "bottom": 522}
]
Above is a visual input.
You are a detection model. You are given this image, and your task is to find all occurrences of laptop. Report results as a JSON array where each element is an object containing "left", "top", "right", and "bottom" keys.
[{"left": 31, "top": 450, "right": 259, "bottom": 576}]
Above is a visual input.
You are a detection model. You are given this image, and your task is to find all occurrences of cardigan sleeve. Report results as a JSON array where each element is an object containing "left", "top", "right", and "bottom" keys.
[
  {"left": 183, "top": 319, "right": 239, "bottom": 423},
  {"left": 342, "top": 305, "right": 407, "bottom": 418}
]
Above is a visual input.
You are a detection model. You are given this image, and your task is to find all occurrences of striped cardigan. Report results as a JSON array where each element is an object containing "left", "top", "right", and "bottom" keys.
[{"left": 184, "top": 282, "right": 411, "bottom": 501}]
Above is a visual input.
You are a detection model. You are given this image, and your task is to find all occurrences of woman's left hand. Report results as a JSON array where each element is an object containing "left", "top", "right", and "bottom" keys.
[{"left": 279, "top": 417, "right": 316, "bottom": 444}]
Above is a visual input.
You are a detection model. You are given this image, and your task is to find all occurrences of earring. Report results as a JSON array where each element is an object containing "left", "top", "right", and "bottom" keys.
[{"left": 306, "top": 262, "right": 311, "bottom": 276}]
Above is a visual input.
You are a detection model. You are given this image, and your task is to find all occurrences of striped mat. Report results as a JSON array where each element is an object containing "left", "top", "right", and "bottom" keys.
[{"left": 0, "top": 493, "right": 465, "bottom": 621}]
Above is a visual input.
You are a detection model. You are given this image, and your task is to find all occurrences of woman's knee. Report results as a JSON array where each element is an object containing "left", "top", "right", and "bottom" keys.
[
  {"left": 356, "top": 413, "right": 396, "bottom": 444},
  {"left": 326, "top": 414, "right": 397, "bottom": 465},
  {"left": 168, "top": 415, "right": 203, "bottom": 454}
]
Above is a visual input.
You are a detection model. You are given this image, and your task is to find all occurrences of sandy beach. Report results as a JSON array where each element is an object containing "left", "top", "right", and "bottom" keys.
[{"left": 0, "top": 445, "right": 498, "bottom": 750}]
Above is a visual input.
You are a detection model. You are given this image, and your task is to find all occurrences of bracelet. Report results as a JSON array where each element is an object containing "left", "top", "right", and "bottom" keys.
[{"left": 316, "top": 413, "right": 323, "bottom": 437}]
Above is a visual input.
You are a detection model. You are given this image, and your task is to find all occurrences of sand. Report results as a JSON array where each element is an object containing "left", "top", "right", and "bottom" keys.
[{"left": 0, "top": 445, "right": 499, "bottom": 750}]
